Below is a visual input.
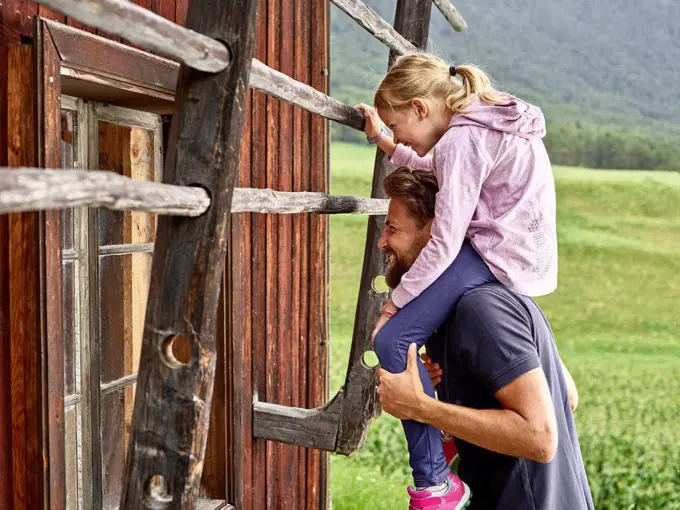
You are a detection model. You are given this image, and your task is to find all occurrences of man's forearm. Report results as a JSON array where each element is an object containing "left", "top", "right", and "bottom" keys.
[{"left": 419, "top": 396, "right": 556, "bottom": 463}]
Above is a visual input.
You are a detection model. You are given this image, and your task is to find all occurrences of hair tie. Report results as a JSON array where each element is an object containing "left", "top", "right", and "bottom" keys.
[{"left": 449, "top": 65, "right": 457, "bottom": 77}]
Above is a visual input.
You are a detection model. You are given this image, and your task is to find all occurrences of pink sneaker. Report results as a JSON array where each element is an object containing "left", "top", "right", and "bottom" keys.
[{"left": 408, "top": 472, "right": 471, "bottom": 510}]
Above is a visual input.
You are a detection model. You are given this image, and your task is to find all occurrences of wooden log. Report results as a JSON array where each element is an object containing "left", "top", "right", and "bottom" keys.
[
  {"left": 0, "top": 168, "right": 388, "bottom": 215},
  {"left": 252, "top": 393, "right": 343, "bottom": 450},
  {"left": 35, "top": 0, "right": 230, "bottom": 72},
  {"left": 231, "top": 188, "right": 387, "bottom": 215},
  {"left": 334, "top": 0, "right": 434, "bottom": 455},
  {"left": 0, "top": 168, "right": 210, "bottom": 216},
  {"left": 329, "top": 0, "right": 415, "bottom": 54},
  {"left": 119, "top": 0, "right": 260, "bottom": 506},
  {"left": 250, "top": 59, "right": 364, "bottom": 130},
  {"left": 432, "top": 0, "right": 467, "bottom": 32}
]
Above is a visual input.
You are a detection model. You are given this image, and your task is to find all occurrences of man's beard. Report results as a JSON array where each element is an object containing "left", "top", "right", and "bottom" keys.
[{"left": 385, "top": 235, "right": 428, "bottom": 289}]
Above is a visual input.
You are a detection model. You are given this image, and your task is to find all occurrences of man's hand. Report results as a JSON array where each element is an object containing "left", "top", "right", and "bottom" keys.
[
  {"left": 421, "top": 352, "right": 443, "bottom": 387},
  {"left": 376, "top": 343, "right": 429, "bottom": 421}
]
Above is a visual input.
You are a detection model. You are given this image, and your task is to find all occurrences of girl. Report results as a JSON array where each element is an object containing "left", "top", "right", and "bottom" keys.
[{"left": 356, "top": 53, "right": 557, "bottom": 509}]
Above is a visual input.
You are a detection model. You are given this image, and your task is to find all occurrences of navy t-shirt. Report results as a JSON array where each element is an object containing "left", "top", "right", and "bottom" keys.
[{"left": 427, "top": 283, "right": 594, "bottom": 510}]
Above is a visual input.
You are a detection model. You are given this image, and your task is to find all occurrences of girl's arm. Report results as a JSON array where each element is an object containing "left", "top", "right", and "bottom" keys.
[
  {"left": 388, "top": 143, "right": 434, "bottom": 169},
  {"left": 391, "top": 127, "right": 491, "bottom": 308}
]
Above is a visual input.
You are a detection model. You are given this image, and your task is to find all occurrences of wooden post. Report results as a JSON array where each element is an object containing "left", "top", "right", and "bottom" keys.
[
  {"left": 119, "top": 0, "right": 260, "bottom": 507},
  {"left": 334, "top": 0, "right": 434, "bottom": 454}
]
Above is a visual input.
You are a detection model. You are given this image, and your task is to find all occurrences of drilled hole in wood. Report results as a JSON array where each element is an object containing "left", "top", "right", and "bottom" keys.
[
  {"left": 144, "top": 475, "right": 172, "bottom": 504},
  {"left": 162, "top": 334, "right": 192, "bottom": 367},
  {"left": 371, "top": 274, "right": 389, "bottom": 294},
  {"left": 361, "top": 349, "right": 379, "bottom": 369}
]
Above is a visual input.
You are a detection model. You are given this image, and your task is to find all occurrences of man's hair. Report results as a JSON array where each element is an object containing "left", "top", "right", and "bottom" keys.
[{"left": 382, "top": 166, "right": 438, "bottom": 227}]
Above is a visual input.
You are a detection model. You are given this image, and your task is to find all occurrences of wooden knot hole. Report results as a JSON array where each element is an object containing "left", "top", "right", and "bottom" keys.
[
  {"left": 361, "top": 349, "right": 379, "bottom": 369},
  {"left": 162, "top": 334, "right": 193, "bottom": 368},
  {"left": 144, "top": 475, "right": 172, "bottom": 505},
  {"left": 371, "top": 275, "right": 389, "bottom": 294}
]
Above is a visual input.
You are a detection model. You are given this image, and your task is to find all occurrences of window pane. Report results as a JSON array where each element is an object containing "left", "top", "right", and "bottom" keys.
[
  {"left": 60, "top": 109, "right": 78, "bottom": 250},
  {"left": 99, "top": 253, "right": 152, "bottom": 384},
  {"left": 101, "top": 383, "right": 135, "bottom": 510},
  {"left": 97, "top": 121, "right": 157, "bottom": 246},
  {"left": 63, "top": 260, "right": 77, "bottom": 396},
  {"left": 65, "top": 406, "right": 80, "bottom": 510}
]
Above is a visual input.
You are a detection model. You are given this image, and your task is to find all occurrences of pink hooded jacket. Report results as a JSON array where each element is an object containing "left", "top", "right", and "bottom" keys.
[{"left": 388, "top": 96, "right": 558, "bottom": 308}]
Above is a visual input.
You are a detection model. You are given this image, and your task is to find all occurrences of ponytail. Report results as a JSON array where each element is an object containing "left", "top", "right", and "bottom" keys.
[
  {"left": 374, "top": 53, "right": 506, "bottom": 115},
  {"left": 445, "top": 65, "right": 506, "bottom": 113}
]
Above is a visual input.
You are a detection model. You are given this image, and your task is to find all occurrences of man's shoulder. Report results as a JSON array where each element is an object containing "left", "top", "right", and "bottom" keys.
[{"left": 457, "top": 283, "right": 531, "bottom": 320}]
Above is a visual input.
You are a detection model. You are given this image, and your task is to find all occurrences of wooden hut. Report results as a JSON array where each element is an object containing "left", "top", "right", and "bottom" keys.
[{"left": 0, "top": 0, "right": 466, "bottom": 508}]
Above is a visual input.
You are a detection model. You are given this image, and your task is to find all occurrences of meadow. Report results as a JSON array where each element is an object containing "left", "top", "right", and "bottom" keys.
[{"left": 327, "top": 142, "right": 680, "bottom": 509}]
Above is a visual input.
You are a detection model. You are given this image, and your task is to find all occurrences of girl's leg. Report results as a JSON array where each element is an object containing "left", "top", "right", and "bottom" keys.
[{"left": 373, "top": 242, "right": 495, "bottom": 487}]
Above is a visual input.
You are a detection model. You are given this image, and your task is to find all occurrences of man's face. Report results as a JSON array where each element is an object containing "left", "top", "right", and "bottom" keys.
[{"left": 377, "top": 197, "right": 431, "bottom": 289}]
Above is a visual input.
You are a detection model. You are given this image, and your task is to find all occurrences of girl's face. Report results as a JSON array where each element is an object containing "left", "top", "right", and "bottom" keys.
[{"left": 377, "top": 99, "right": 451, "bottom": 157}]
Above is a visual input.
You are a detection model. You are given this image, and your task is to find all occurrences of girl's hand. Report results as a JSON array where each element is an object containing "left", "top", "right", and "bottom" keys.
[
  {"left": 355, "top": 103, "right": 383, "bottom": 139},
  {"left": 371, "top": 298, "right": 398, "bottom": 346},
  {"left": 420, "top": 352, "right": 443, "bottom": 387}
]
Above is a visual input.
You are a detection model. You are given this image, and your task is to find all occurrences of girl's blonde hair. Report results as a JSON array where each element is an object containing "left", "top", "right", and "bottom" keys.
[{"left": 374, "top": 53, "right": 506, "bottom": 114}]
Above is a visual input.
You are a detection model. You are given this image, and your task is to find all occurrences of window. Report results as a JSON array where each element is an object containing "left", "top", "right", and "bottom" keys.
[{"left": 60, "top": 96, "right": 163, "bottom": 510}]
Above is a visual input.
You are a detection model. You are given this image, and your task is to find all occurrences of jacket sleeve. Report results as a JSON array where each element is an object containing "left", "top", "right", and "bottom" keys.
[{"left": 388, "top": 143, "right": 435, "bottom": 169}]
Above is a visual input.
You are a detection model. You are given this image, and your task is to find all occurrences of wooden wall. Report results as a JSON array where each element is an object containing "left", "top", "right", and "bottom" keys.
[{"left": 0, "top": 0, "right": 329, "bottom": 507}]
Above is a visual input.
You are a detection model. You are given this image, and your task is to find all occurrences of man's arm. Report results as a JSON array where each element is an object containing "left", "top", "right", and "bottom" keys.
[
  {"left": 378, "top": 345, "right": 558, "bottom": 464},
  {"left": 561, "top": 360, "right": 578, "bottom": 412}
]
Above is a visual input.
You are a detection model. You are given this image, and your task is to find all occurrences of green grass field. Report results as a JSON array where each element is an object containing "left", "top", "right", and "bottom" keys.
[{"left": 327, "top": 142, "right": 680, "bottom": 509}]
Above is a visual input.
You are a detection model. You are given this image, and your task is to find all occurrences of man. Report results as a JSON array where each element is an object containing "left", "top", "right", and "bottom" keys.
[{"left": 375, "top": 166, "right": 593, "bottom": 509}]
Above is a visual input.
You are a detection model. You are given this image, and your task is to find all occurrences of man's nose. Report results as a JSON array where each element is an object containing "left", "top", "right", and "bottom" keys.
[{"left": 377, "top": 230, "right": 388, "bottom": 249}]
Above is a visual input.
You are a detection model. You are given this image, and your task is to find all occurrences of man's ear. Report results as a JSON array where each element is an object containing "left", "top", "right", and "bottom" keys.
[
  {"left": 424, "top": 217, "right": 434, "bottom": 238},
  {"left": 411, "top": 98, "right": 429, "bottom": 120}
]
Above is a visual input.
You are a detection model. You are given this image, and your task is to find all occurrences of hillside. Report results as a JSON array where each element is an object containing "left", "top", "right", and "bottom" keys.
[{"left": 330, "top": 0, "right": 680, "bottom": 150}]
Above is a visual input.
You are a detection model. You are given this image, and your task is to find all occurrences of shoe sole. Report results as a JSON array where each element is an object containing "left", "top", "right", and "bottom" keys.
[{"left": 408, "top": 483, "right": 472, "bottom": 510}]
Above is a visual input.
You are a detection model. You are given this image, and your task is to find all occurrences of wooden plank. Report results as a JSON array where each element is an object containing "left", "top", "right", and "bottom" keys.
[
  {"left": 229, "top": 88, "right": 254, "bottom": 509},
  {"left": 175, "top": 0, "right": 188, "bottom": 27},
  {"left": 296, "top": 0, "right": 311, "bottom": 503},
  {"left": 36, "top": 0, "right": 230, "bottom": 72},
  {"left": 334, "top": 0, "right": 433, "bottom": 455},
  {"left": 7, "top": 44, "right": 41, "bottom": 510},
  {"left": 119, "top": 0, "right": 260, "bottom": 506},
  {"left": 252, "top": 395, "right": 342, "bottom": 450},
  {"left": 36, "top": 20, "right": 67, "bottom": 510},
  {"left": 38, "top": 4, "right": 65, "bottom": 22},
  {"left": 309, "top": 0, "right": 328, "bottom": 505},
  {"left": 151, "top": 0, "right": 176, "bottom": 22},
  {"left": 265, "top": 0, "right": 280, "bottom": 504},
  {"left": 329, "top": 0, "right": 415, "bottom": 54},
  {"left": 250, "top": 59, "right": 364, "bottom": 131},
  {"left": 0, "top": 168, "right": 210, "bottom": 215},
  {"left": 249, "top": 3, "right": 268, "bottom": 508},
  {"left": 278, "top": 0, "right": 296, "bottom": 503},
  {"left": 432, "top": 0, "right": 467, "bottom": 32},
  {"left": 45, "top": 20, "right": 179, "bottom": 97},
  {"left": 292, "top": 0, "right": 306, "bottom": 503}
]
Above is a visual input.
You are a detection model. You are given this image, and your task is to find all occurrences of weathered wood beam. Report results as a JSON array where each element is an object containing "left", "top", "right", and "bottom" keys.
[
  {"left": 329, "top": 0, "right": 415, "bottom": 54},
  {"left": 0, "top": 168, "right": 210, "bottom": 216},
  {"left": 0, "top": 168, "right": 388, "bottom": 216},
  {"left": 35, "top": 0, "right": 230, "bottom": 72},
  {"left": 231, "top": 187, "right": 387, "bottom": 215},
  {"left": 432, "top": 0, "right": 468, "bottom": 32},
  {"left": 252, "top": 393, "right": 344, "bottom": 450},
  {"left": 119, "top": 0, "right": 260, "bottom": 506},
  {"left": 250, "top": 59, "right": 364, "bottom": 130}
]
